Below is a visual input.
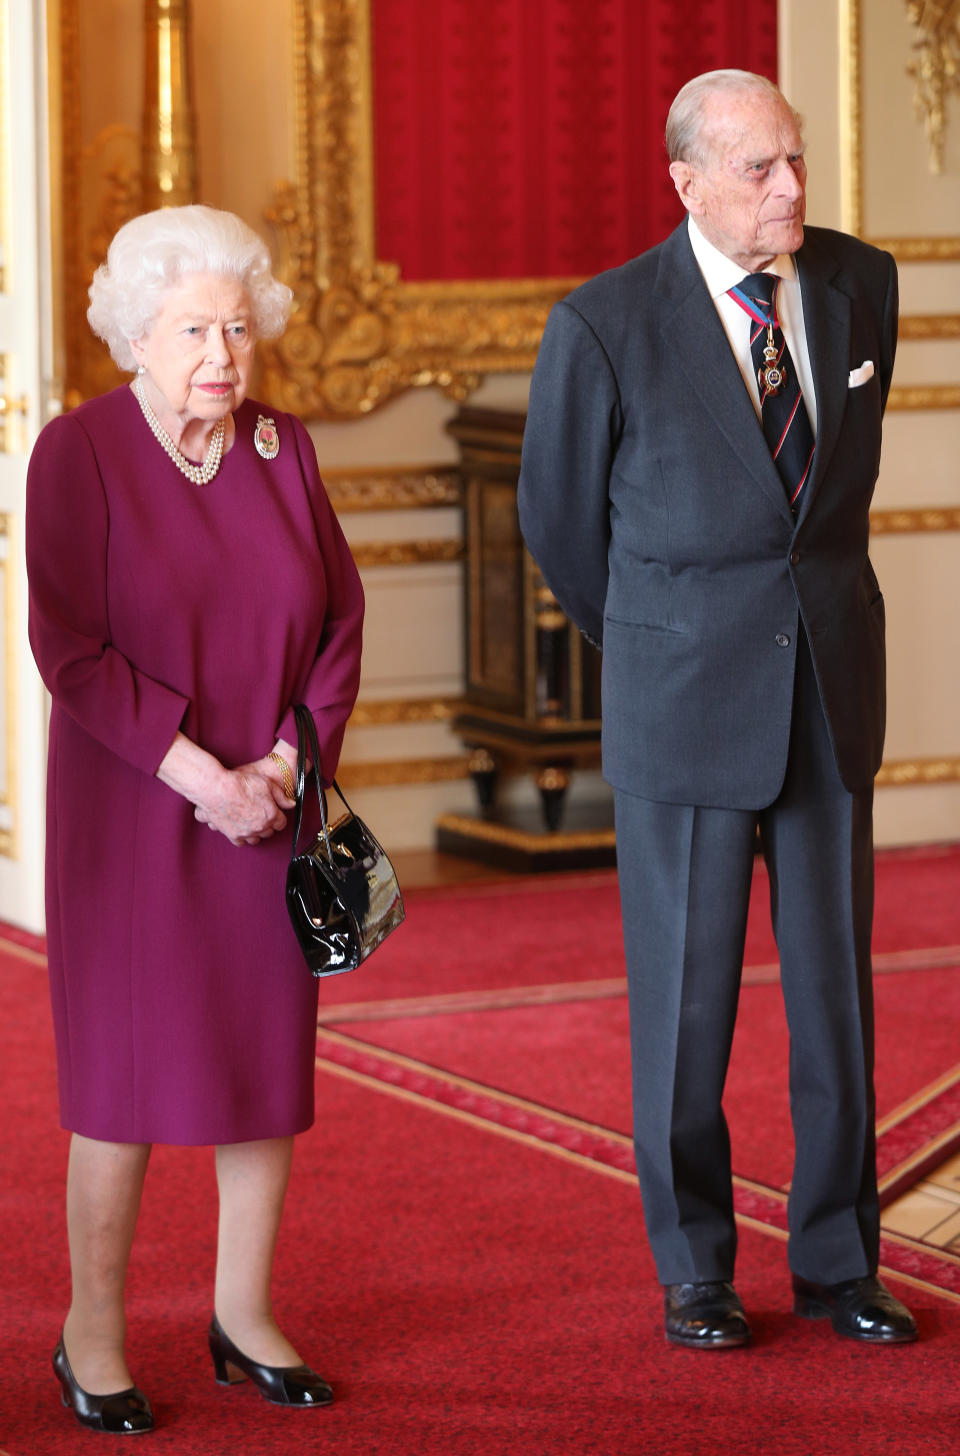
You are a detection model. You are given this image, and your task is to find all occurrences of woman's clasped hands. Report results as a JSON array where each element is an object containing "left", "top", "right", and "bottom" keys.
[{"left": 193, "top": 755, "right": 297, "bottom": 846}]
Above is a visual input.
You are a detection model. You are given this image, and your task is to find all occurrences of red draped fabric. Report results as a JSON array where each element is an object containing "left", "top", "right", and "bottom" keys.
[{"left": 371, "top": 0, "right": 778, "bottom": 281}]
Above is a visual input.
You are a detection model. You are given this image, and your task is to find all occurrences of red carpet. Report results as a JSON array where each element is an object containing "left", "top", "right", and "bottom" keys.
[{"left": 1, "top": 843, "right": 958, "bottom": 1453}]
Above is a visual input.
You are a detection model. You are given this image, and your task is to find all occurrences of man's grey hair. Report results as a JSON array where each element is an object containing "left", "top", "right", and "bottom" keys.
[
  {"left": 666, "top": 69, "right": 803, "bottom": 168},
  {"left": 87, "top": 205, "right": 293, "bottom": 371}
]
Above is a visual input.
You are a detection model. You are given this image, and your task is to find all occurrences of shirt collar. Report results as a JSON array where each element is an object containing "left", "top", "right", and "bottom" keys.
[{"left": 687, "top": 217, "right": 798, "bottom": 299}]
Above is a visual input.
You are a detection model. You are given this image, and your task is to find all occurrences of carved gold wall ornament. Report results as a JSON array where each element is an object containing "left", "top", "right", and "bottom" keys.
[
  {"left": 870, "top": 506, "right": 960, "bottom": 531},
  {"left": 875, "top": 756, "right": 960, "bottom": 784},
  {"left": 844, "top": 0, "right": 960, "bottom": 258},
  {"left": 348, "top": 697, "right": 462, "bottom": 726},
  {"left": 904, "top": 0, "right": 960, "bottom": 174},
  {"left": 348, "top": 539, "right": 466, "bottom": 568},
  {"left": 323, "top": 465, "right": 462, "bottom": 511},
  {"left": 259, "top": 0, "right": 578, "bottom": 419}
]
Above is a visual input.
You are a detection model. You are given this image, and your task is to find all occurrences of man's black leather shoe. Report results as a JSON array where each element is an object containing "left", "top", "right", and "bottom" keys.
[
  {"left": 792, "top": 1274, "right": 918, "bottom": 1343},
  {"left": 663, "top": 1281, "right": 751, "bottom": 1349}
]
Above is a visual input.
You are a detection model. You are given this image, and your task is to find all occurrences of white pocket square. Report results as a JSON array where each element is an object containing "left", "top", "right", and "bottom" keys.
[{"left": 848, "top": 360, "right": 875, "bottom": 388}]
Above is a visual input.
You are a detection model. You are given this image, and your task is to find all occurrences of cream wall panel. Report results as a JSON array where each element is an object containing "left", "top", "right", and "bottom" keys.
[
  {"left": 861, "top": 0, "right": 959, "bottom": 233},
  {"left": 341, "top": 507, "right": 462, "bottom": 547},
  {"left": 892, "top": 340, "right": 960, "bottom": 385},
  {"left": 875, "top": 784, "right": 960, "bottom": 847},
  {"left": 874, "top": 535, "right": 960, "bottom": 758},
  {"left": 344, "top": 722, "right": 462, "bottom": 765},
  {"left": 899, "top": 263, "right": 960, "bottom": 311},
  {"left": 351, "top": 565, "right": 463, "bottom": 696},
  {"left": 876, "top": 413, "right": 960, "bottom": 506}
]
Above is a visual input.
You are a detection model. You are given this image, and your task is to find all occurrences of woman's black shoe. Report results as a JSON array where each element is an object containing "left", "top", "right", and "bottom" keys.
[
  {"left": 52, "top": 1338, "right": 155, "bottom": 1435},
  {"left": 208, "top": 1315, "right": 333, "bottom": 1407}
]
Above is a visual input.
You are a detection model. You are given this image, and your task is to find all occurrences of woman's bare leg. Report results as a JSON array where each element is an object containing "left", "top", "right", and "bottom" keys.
[
  {"left": 213, "top": 1136, "right": 301, "bottom": 1368},
  {"left": 60, "top": 1134, "right": 151, "bottom": 1393}
]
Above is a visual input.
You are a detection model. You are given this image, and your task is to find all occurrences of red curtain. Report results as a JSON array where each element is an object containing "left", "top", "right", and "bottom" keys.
[{"left": 371, "top": 0, "right": 778, "bottom": 281}]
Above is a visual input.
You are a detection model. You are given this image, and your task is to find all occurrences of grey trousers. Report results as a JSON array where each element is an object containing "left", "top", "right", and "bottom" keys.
[{"left": 614, "top": 631, "right": 879, "bottom": 1286}]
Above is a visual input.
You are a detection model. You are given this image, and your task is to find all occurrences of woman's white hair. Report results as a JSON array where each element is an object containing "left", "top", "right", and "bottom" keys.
[
  {"left": 87, "top": 205, "right": 293, "bottom": 371},
  {"left": 666, "top": 69, "right": 802, "bottom": 168}
]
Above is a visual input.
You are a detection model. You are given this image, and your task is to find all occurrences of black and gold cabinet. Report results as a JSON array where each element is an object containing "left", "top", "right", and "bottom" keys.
[{"left": 437, "top": 406, "right": 614, "bottom": 871}]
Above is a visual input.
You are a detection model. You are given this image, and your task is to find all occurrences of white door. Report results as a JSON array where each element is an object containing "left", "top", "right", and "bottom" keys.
[{"left": 0, "top": 0, "right": 54, "bottom": 933}]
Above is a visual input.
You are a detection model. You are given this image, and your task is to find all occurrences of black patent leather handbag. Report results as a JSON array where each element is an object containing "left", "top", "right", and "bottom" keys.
[{"left": 285, "top": 704, "right": 405, "bottom": 976}]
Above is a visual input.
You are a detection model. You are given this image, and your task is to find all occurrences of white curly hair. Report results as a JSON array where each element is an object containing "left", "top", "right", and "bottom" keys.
[{"left": 87, "top": 205, "right": 293, "bottom": 371}]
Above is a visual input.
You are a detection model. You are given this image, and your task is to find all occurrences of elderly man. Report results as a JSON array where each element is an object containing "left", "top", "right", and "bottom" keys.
[{"left": 518, "top": 70, "right": 917, "bottom": 1349}]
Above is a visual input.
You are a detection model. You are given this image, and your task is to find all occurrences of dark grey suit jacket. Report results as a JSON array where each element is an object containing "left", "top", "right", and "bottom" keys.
[{"left": 517, "top": 223, "right": 898, "bottom": 810}]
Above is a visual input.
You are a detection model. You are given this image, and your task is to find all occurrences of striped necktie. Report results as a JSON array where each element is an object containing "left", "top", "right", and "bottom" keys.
[{"left": 728, "top": 273, "right": 815, "bottom": 512}]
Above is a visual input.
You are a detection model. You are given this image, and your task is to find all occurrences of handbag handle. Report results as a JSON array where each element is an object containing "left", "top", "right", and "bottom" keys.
[{"left": 289, "top": 703, "right": 358, "bottom": 867}]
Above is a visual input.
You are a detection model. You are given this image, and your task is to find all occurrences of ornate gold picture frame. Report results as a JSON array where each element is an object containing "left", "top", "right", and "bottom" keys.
[{"left": 257, "top": 0, "right": 579, "bottom": 420}]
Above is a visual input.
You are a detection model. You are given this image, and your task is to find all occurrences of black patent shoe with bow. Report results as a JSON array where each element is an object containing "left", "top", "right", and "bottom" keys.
[
  {"left": 52, "top": 1338, "right": 155, "bottom": 1435},
  {"left": 208, "top": 1315, "right": 333, "bottom": 1407}
]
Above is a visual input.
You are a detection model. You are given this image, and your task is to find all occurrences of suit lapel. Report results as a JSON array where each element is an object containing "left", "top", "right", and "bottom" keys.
[
  {"left": 653, "top": 228, "right": 795, "bottom": 523},
  {"left": 794, "top": 239, "right": 852, "bottom": 522}
]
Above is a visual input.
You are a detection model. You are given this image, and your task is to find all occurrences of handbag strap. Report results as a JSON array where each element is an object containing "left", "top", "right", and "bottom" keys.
[
  {"left": 291, "top": 704, "right": 332, "bottom": 864},
  {"left": 289, "top": 704, "right": 358, "bottom": 866}
]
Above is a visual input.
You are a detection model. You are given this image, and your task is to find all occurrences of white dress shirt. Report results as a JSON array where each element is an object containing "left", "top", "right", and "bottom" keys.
[{"left": 687, "top": 216, "right": 818, "bottom": 436}]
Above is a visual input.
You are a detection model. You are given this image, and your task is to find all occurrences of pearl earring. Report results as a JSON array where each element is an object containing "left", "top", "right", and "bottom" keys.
[{"left": 137, "top": 365, "right": 146, "bottom": 376}]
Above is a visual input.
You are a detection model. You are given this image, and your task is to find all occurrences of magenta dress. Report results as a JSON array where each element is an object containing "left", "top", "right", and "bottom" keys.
[{"left": 26, "top": 386, "right": 364, "bottom": 1145}]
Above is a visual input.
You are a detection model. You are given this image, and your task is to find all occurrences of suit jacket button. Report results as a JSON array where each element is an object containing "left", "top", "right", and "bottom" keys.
[
  {"left": 776, "top": 633, "right": 790, "bottom": 647},
  {"left": 790, "top": 551, "right": 800, "bottom": 564}
]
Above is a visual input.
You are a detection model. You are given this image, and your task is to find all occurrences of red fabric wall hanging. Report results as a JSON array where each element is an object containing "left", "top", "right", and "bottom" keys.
[{"left": 371, "top": 0, "right": 778, "bottom": 282}]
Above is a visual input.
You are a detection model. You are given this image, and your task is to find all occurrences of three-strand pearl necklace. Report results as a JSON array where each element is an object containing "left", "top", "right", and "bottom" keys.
[{"left": 134, "top": 373, "right": 226, "bottom": 486}]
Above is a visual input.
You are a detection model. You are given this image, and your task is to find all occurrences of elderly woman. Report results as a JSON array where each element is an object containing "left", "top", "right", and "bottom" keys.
[{"left": 26, "top": 205, "right": 364, "bottom": 1434}]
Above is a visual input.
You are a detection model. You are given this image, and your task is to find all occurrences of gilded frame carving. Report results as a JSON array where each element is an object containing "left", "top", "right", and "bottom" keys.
[
  {"left": 842, "top": 0, "right": 960, "bottom": 258},
  {"left": 257, "top": 0, "right": 579, "bottom": 419}
]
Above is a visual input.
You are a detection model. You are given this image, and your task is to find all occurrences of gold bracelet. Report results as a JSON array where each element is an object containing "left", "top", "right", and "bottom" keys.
[{"left": 267, "top": 751, "right": 295, "bottom": 799}]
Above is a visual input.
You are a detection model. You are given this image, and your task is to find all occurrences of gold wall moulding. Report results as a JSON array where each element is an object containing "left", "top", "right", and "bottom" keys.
[
  {"left": 335, "top": 750, "right": 960, "bottom": 792},
  {"left": 871, "top": 237, "right": 960, "bottom": 260},
  {"left": 349, "top": 539, "right": 466, "bottom": 568},
  {"left": 142, "top": 0, "right": 198, "bottom": 209},
  {"left": 875, "top": 756, "right": 960, "bottom": 785},
  {"left": 348, "top": 697, "right": 463, "bottom": 727},
  {"left": 870, "top": 507, "right": 960, "bottom": 531},
  {"left": 886, "top": 384, "right": 960, "bottom": 409},
  {"left": 258, "top": 0, "right": 578, "bottom": 419},
  {"left": 337, "top": 756, "right": 472, "bottom": 790},
  {"left": 324, "top": 465, "right": 461, "bottom": 512},
  {"left": 904, "top": 0, "right": 960, "bottom": 174},
  {"left": 843, "top": 0, "right": 960, "bottom": 259},
  {"left": 899, "top": 314, "right": 960, "bottom": 338}
]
